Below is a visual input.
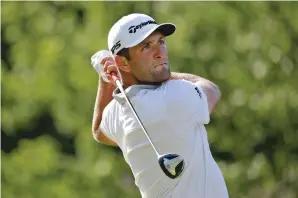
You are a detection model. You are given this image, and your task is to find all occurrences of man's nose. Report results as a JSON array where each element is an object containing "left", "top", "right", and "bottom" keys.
[{"left": 154, "top": 45, "right": 166, "bottom": 59}]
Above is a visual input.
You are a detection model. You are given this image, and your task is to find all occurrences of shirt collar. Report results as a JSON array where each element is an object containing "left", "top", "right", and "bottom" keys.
[{"left": 113, "top": 84, "right": 158, "bottom": 104}]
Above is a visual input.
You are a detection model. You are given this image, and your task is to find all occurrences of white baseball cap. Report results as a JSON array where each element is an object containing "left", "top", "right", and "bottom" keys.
[{"left": 108, "top": 13, "right": 176, "bottom": 55}]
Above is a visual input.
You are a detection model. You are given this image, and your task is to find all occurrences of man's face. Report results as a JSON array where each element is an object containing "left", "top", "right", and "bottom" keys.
[{"left": 127, "top": 31, "right": 171, "bottom": 84}]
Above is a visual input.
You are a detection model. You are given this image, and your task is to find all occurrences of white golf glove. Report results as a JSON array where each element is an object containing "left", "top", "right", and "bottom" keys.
[
  {"left": 91, "top": 50, "right": 113, "bottom": 83},
  {"left": 91, "top": 49, "right": 123, "bottom": 84}
]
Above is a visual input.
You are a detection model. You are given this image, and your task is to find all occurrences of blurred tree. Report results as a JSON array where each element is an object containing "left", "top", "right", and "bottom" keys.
[{"left": 1, "top": 1, "right": 298, "bottom": 198}]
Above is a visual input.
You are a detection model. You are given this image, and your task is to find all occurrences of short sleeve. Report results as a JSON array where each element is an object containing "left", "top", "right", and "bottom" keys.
[
  {"left": 100, "top": 104, "right": 116, "bottom": 142},
  {"left": 164, "top": 79, "right": 210, "bottom": 125}
]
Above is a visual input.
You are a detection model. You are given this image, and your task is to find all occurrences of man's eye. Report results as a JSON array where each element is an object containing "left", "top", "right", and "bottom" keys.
[
  {"left": 159, "top": 39, "right": 165, "bottom": 44},
  {"left": 142, "top": 44, "right": 149, "bottom": 50}
]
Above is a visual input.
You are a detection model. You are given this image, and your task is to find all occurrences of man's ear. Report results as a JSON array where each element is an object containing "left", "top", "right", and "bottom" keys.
[{"left": 114, "top": 55, "right": 131, "bottom": 72}]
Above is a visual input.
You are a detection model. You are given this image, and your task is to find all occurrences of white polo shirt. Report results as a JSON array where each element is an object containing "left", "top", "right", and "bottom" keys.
[{"left": 100, "top": 79, "right": 229, "bottom": 198}]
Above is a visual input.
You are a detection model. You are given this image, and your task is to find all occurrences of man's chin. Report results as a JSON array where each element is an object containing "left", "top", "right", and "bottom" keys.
[
  {"left": 160, "top": 71, "right": 171, "bottom": 82},
  {"left": 137, "top": 70, "right": 171, "bottom": 85},
  {"left": 160, "top": 75, "right": 171, "bottom": 83}
]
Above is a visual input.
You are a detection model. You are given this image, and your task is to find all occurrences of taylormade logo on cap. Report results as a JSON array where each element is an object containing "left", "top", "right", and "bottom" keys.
[
  {"left": 128, "top": 20, "right": 157, "bottom": 34},
  {"left": 108, "top": 13, "right": 176, "bottom": 55}
]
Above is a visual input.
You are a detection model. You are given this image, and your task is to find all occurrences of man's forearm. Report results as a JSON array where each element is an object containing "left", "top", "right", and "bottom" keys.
[
  {"left": 170, "top": 72, "right": 221, "bottom": 113},
  {"left": 92, "top": 77, "right": 116, "bottom": 141},
  {"left": 171, "top": 72, "right": 210, "bottom": 83}
]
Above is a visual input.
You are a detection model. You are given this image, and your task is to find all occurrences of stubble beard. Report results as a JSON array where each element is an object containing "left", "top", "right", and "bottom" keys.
[{"left": 132, "top": 62, "right": 171, "bottom": 85}]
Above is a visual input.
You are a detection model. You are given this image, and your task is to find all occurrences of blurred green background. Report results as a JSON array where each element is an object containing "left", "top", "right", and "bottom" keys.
[{"left": 1, "top": 1, "right": 298, "bottom": 198}]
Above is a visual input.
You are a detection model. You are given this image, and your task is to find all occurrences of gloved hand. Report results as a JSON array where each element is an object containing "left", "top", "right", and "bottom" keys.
[
  {"left": 91, "top": 49, "right": 123, "bottom": 85},
  {"left": 91, "top": 50, "right": 113, "bottom": 83}
]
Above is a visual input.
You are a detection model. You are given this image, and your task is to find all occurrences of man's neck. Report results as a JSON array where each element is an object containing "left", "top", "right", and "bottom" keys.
[
  {"left": 122, "top": 80, "right": 163, "bottom": 89},
  {"left": 120, "top": 71, "right": 165, "bottom": 89}
]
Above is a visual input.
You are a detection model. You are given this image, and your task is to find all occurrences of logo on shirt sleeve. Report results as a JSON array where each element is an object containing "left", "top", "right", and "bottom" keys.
[{"left": 195, "top": 87, "right": 202, "bottom": 99}]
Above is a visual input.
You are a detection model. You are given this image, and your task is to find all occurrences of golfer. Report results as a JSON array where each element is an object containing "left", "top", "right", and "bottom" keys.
[{"left": 92, "top": 13, "right": 229, "bottom": 198}]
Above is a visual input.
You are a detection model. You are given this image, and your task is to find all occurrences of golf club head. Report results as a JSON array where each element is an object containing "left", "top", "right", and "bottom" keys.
[{"left": 158, "top": 154, "right": 185, "bottom": 179}]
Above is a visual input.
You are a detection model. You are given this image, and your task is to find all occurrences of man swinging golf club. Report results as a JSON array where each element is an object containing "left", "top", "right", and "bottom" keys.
[{"left": 91, "top": 13, "right": 229, "bottom": 198}]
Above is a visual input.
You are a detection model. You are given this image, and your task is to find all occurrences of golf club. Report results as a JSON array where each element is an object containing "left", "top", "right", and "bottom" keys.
[{"left": 111, "top": 72, "right": 185, "bottom": 179}]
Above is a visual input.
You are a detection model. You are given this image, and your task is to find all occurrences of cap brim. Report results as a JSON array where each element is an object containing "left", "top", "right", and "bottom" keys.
[
  {"left": 126, "top": 23, "right": 176, "bottom": 48},
  {"left": 155, "top": 23, "right": 176, "bottom": 37}
]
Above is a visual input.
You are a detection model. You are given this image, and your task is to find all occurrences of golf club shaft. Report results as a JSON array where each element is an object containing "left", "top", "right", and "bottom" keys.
[{"left": 111, "top": 74, "right": 160, "bottom": 157}]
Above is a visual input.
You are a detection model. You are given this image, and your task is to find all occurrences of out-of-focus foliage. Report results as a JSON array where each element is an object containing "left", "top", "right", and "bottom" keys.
[{"left": 1, "top": 1, "right": 298, "bottom": 198}]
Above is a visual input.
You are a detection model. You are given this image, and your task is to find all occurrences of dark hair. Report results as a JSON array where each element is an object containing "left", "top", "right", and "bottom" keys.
[{"left": 117, "top": 48, "right": 130, "bottom": 60}]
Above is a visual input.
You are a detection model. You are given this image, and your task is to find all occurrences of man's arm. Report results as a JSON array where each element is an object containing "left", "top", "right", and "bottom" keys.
[
  {"left": 92, "top": 77, "right": 118, "bottom": 146},
  {"left": 170, "top": 72, "right": 221, "bottom": 113}
]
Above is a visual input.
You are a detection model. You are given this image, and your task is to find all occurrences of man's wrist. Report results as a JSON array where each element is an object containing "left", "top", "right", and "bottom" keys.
[{"left": 99, "top": 76, "right": 116, "bottom": 90}]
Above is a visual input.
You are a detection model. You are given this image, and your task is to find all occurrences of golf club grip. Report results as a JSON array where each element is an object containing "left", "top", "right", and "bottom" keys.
[{"left": 111, "top": 72, "right": 124, "bottom": 94}]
